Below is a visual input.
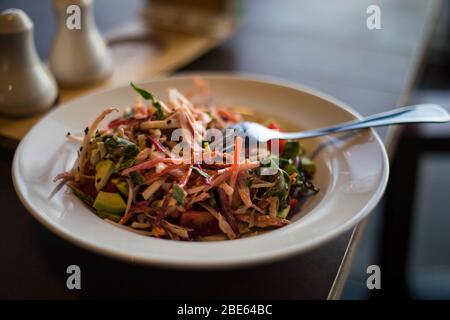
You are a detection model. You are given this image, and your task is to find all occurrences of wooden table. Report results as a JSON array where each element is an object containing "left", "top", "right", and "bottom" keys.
[{"left": 0, "top": 0, "right": 440, "bottom": 299}]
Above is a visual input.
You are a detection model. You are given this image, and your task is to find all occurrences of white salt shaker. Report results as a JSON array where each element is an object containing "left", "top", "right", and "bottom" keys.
[
  {"left": 0, "top": 9, "right": 58, "bottom": 116},
  {"left": 50, "top": 0, "right": 113, "bottom": 88}
]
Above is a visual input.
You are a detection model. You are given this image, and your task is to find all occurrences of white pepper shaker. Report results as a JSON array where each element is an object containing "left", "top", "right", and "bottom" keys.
[
  {"left": 50, "top": 0, "right": 113, "bottom": 88},
  {"left": 0, "top": 9, "right": 58, "bottom": 116}
]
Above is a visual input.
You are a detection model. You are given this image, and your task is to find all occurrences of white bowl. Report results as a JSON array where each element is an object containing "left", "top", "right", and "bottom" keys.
[{"left": 12, "top": 73, "right": 389, "bottom": 268}]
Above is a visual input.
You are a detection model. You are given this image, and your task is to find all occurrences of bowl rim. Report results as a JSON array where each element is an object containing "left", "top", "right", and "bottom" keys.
[{"left": 12, "top": 72, "right": 389, "bottom": 269}]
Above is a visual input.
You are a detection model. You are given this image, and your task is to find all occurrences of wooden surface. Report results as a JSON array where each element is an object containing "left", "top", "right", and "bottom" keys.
[{"left": 0, "top": 0, "right": 439, "bottom": 299}]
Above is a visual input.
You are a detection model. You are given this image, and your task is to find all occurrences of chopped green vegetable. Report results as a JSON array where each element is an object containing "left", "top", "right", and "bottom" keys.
[
  {"left": 153, "top": 101, "right": 165, "bottom": 120},
  {"left": 95, "top": 160, "right": 115, "bottom": 191},
  {"left": 192, "top": 166, "right": 210, "bottom": 180},
  {"left": 112, "top": 179, "right": 129, "bottom": 197},
  {"left": 265, "top": 170, "right": 290, "bottom": 201},
  {"left": 96, "top": 211, "right": 121, "bottom": 222},
  {"left": 278, "top": 206, "right": 290, "bottom": 219},
  {"left": 172, "top": 184, "right": 186, "bottom": 205},
  {"left": 278, "top": 157, "right": 290, "bottom": 167},
  {"left": 202, "top": 140, "right": 210, "bottom": 149},
  {"left": 117, "top": 156, "right": 135, "bottom": 171},
  {"left": 93, "top": 191, "right": 127, "bottom": 215},
  {"left": 104, "top": 136, "right": 139, "bottom": 157},
  {"left": 130, "top": 82, "right": 165, "bottom": 121},
  {"left": 130, "top": 82, "right": 154, "bottom": 101},
  {"left": 208, "top": 191, "right": 217, "bottom": 207},
  {"left": 283, "top": 163, "right": 299, "bottom": 176},
  {"left": 281, "top": 141, "right": 300, "bottom": 159},
  {"left": 130, "top": 172, "right": 146, "bottom": 186},
  {"left": 301, "top": 157, "right": 316, "bottom": 176}
]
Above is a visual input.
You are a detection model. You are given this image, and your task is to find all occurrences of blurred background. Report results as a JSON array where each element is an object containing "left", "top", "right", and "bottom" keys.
[
  {"left": 0, "top": 0, "right": 449, "bottom": 299},
  {"left": 345, "top": 0, "right": 450, "bottom": 299}
]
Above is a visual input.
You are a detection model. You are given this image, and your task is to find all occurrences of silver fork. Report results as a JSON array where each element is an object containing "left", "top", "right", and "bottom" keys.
[{"left": 211, "top": 104, "right": 449, "bottom": 152}]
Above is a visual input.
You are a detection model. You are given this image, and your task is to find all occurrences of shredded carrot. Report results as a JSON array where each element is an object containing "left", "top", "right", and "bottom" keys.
[
  {"left": 229, "top": 136, "right": 243, "bottom": 190},
  {"left": 122, "top": 157, "right": 182, "bottom": 176},
  {"left": 179, "top": 165, "right": 193, "bottom": 188}
]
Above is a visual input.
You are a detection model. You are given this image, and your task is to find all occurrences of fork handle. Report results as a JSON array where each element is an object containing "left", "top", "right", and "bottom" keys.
[{"left": 279, "top": 104, "right": 450, "bottom": 140}]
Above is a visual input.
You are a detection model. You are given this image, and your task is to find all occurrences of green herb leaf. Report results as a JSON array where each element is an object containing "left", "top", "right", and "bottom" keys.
[
  {"left": 281, "top": 141, "right": 300, "bottom": 159},
  {"left": 208, "top": 191, "right": 217, "bottom": 207},
  {"left": 172, "top": 184, "right": 186, "bottom": 205},
  {"left": 265, "top": 170, "right": 291, "bottom": 201},
  {"left": 117, "top": 156, "right": 136, "bottom": 170},
  {"left": 283, "top": 163, "right": 299, "bottom": 176},
  {"left": 130, "top": 172, "right": 146, "bottom": 186},
  {"left": 153, "top": 101, "right": 165, "bottom": 120},
  {"left": 192, "top": 166, "right": 210, "bottom": 180},
  {"left": 202, "top": 140, "right": 210, "bottom": 149},
  {"left": 105, "top": 137, "right": 139, "bottom": 157},
  {"left": 278, "top": 157, "right": 290, "bottom": 167},
  {"left": 96, "top": 211, "right": 121, "bottom": 222},
  {"left": 301, "top": 157, "right": 316, "bottom": 176},
  {"left": 130, "top": 82, "right": 154, "bottom": 101},
  {"left": 278, "top": 206, "right": 290, "bottom": 219},
  {"left": 205, "top": 111, "right": 215, "bottom": 121}
]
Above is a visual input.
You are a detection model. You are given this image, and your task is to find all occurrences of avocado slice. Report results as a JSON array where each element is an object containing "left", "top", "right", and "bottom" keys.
[
  {"left": 96, "top": 211, "right": 121, "bottom": 222},
  {"left": 93, "top": 191, "right": 126, "bottom": 216},
  {"left": 301, "top": 157, "right": 316, "bottom": 176},
  {"left": 111, "top": 178, "right": 129, "bottom": 197},
  {"left": 95, "top": 160, "right": 115, "bottom": 191},
  {"left": 278, "top": 206, "right": 290, "bottom": 219}
]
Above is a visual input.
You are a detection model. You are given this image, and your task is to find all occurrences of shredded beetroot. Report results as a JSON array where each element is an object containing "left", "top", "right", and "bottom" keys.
[
  {"left": 135, "top": 200, "right": 150, "bottom": 207},
  {"left": 289, "top": 198, "right": 298, "bottom": 213},
  {"left": 188, "top": 220, "right": 220, "bottom": 238},
  {"left": 217, "top": 188, "right": 240, "bottom": 237},
  {"left": 108, "top": 118, "right": 131, "bottom": 129},
  {"left": 102, "top": 182, "right": 118, "bottom": 193},
  {"left": 78, "top": 180, "right": 97, "bottom": 198},
  {"left": 146, "top": 135, "right": 167, "bottom": 153}
]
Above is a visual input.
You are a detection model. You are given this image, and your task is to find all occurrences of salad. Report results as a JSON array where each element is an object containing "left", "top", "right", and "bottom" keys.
[{"left": 55, "top": 79, "right": 318, "bottom": 241}]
